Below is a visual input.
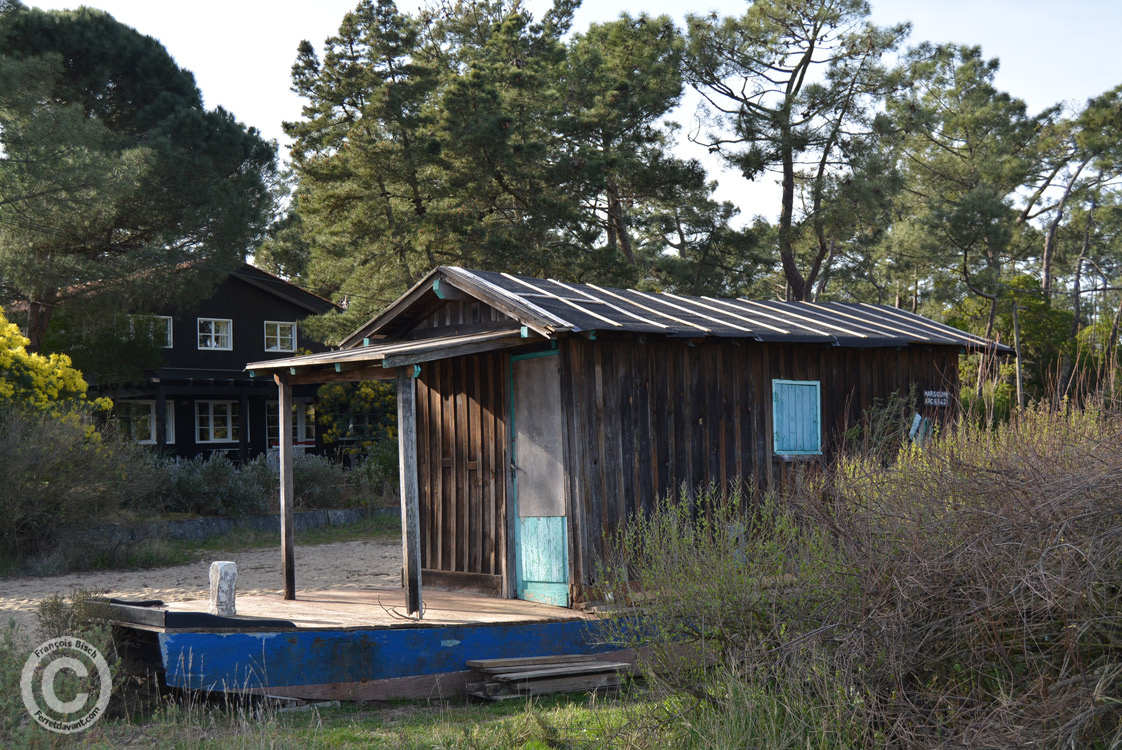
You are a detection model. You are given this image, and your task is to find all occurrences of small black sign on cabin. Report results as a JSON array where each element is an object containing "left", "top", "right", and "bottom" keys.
[
  {"left": 250, "top": 267, "right": 1011, "bottom": 610},
  {"left": 924, "top": 389, "right": 951, "bottom": 407}
]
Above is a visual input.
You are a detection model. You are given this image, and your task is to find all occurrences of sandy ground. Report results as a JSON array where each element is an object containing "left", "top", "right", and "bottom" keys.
[{"left": 0, "top": 539, "right": 402, "bottom": 636}]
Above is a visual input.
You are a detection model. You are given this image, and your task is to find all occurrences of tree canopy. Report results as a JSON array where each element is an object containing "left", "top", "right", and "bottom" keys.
[
  {"left": 0, "top": 2, "right": 277, "bottom": 352},
  {"left": 263, "top": 0, "right": 1122, "bottom": 408},
  {"left": 265, "top": 0, "right": 756, "bottom": 342},
  {"left": 685, "top": 0, "right": 908, "bottom": 301},
  {"left": 12, "top": 0, "right": 1119, "bottom": 407}
]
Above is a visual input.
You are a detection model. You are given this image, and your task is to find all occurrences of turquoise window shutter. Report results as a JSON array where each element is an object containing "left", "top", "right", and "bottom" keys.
[{"left": 772, "top": 380, "right": 821, "bottom": 455}]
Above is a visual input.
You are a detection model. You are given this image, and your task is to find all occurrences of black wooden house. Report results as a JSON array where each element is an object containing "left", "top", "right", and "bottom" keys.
[
  {"left": 107, "top": 263, "right": 339, "bottom": 461},
  {"left": 248, "top": 267, "right": 1010, "bottom": 612}
]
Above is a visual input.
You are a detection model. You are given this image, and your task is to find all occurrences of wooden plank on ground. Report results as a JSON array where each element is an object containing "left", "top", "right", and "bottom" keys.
[
  {"left": 467, "top": 672, "right": 627, "bottom": 701},
  {"left": 476, "top": 663, "right": 607, "bottom": 675},
  {"left": 466, "top": 654, "right": 598, "bottom": 669},
  {"left": 490, "top": 663, "right": 631, "bottom": 681},
  {"left": 511, "top": 673, "right": 623, "bottom": 695}
]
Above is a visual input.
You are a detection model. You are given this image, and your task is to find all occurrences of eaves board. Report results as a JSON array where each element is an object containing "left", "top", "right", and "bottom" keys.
[{"left": 247, "top": 328, "right": 532, "bottom": 380}]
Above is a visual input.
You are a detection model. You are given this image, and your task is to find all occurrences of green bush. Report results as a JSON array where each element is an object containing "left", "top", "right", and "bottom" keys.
[
  {"left": 156, "top": 453, "right": 270, "bottom": 517},
  {"left": 349, "top": 440, "right": 399, "bottom": 499},
  {"left": 1, "top": 590, "right": 123, "bottom": 747},
  {"left": 0, "top": 402, "right": 392, "bottom": 571},
  {"left": 146, "top": 452, "right": 390, "bottom": 517},
  {"left": 0, "top": 622, "right": 32, "bottom": 747},
  {"left": 291, "top": 453, "right": 347, "bottom": 508},
  {"left": 0, "top": 406, "right": 159, "bottom": 562},
  {"left": 315, "top": 380, "right": 396, "bottom": 460}
]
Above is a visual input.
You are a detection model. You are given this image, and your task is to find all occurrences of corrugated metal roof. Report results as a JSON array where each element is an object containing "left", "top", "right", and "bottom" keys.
[{"left": 440, "top": 268, "right": 1010, "bottom": 353}]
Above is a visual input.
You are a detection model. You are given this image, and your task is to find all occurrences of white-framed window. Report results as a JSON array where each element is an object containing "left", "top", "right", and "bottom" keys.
[
  {"left": 154, "top": 318, "right": 171, "bottom": 350},
  {"left": 772, "top": 379, "right": 822, "bottom": 456},
  {"left": 128, "top": 315, "right": 173, "bottom": 348},
  {"left": 266, "top": 398, "right": 316, "bottom": 449},
  {"left": 197, "top": 318, "right": 232, "bottom": 350},
  {"left": 264, "top": 321, "right": 296, "bottom": 352},
  {"left": 118, "top": 400, "right": 175, "bottom": 444},
  {"left": 195, "top": 400, "right": 240, "bottom": 443}
]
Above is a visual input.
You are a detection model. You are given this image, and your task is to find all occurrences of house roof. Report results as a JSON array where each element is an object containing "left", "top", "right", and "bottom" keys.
[
  {"left": 230, "top": 263, "right": 340, "bottom": 315},
  {"left": 340, "top": 266, "right": 1012, "bottom": 354},
  {"left": 6, "top": 262, "right": 340, "bottom": 316}
]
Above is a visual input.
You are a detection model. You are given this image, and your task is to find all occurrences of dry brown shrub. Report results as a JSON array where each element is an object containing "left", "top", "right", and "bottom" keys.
[
  {"left": 602, "top": 403, "right": 1122, "bottom": 748},
  {"left": 820, "top": 403, "right": 1122, "bottom": 747}
]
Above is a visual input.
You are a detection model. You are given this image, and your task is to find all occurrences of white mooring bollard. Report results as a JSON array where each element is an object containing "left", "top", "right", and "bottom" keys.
[{"left": 208, "top": 561, "right": 238, "bottom": 616}]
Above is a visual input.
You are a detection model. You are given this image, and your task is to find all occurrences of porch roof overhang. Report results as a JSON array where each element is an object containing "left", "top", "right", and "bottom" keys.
[{"left": 246, "top": 327, "right": 535, "bottom": 384}]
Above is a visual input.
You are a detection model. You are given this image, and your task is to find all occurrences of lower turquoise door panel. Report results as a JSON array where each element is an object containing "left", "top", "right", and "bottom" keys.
[{"left": 517, "top": 516, "right": 568, "bottom": 606}]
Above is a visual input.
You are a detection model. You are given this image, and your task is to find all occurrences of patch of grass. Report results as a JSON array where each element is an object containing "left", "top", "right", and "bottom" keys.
[{"left": 63, "top": 691, "right": 655, "bottom": 749}]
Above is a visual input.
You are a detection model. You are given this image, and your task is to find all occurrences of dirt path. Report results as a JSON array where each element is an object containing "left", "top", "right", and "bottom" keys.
[{"left": 0, "top": 539, "right": 402, "bottom": 636}]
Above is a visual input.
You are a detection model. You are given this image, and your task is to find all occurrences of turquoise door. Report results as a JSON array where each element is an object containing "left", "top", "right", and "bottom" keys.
[{"left": 510, "top": 351, "right": 569, "bottom": 607}]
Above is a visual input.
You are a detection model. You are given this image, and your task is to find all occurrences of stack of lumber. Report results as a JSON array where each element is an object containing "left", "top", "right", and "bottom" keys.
[{"left": 464, "top": 654, "right": 632, "bottom": 700}]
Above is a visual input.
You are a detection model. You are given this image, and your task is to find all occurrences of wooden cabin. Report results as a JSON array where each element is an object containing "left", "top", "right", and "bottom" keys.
[{"left": 248, "top": 267, "right": 1010, "bottom": 613}]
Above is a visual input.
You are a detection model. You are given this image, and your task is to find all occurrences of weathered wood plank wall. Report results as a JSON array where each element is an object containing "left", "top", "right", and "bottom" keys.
[
  {"left": 559, "top": 336, "right": 960, "bottom": 594},
  {"left": 409, "top": 319, "right": 959, "bottom": 602},
  {"left": 415, "top": 351, "right": 507, "bottom": 584},
  {"left": 403, "top": 299, "right": 514, "bottom": 341}
]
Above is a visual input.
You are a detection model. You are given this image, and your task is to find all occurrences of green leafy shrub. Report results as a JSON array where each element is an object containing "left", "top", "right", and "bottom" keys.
[
  {"left": 35, "top": 588, "right": 112, "bottom": 642},
  {"left": 0, "top": 406, "right": 159, "bottom": 562},
  {"left": 1, "top": 590, "right": 123, "bottom": 746},
  {"left": 157, "top": 453, "right": 270, "bottom": 517},
  {"left": 0, "top": 404, "right": 392, "bottom": 569},
  {"left": 350, "top": 440, "right": 399, "bottom": 499},
  {"left": 0, "top": 622, "right": 31, "bottom": 746},
  {"left": 291, "top": 453, "right": 348, "bottom": 508},
  {"left": 316, "top": 380, "right": 396, "bottom": 460},
  {"left": 597, "top": 485, "right": 846, "bottom": 705},
  {"left": 147, "top": 452, "right": 390, "bottom": 517}
]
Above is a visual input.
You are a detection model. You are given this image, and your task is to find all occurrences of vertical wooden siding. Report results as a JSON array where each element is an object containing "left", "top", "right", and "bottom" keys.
[
  {"left": 559, "top": 336, "right": 960, "bottom": 592},
  {"left": 415, "top": 351, "right": 506, "bottom": 577},
  {"left": 403, "top": 299, "right": 515, "bottom": 340}
]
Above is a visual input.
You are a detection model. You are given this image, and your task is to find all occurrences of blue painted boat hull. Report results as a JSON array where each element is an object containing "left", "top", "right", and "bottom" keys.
[{"left": 158, "top": 617, "right": 621, "bottom": 700}]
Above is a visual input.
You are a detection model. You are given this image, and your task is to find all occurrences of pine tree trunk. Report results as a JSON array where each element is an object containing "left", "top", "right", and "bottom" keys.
[
  {"left": 1042, "top": 160, "right": 1087, "bottom": 300},
  {"left": 27, "top": 299, "right": 53, "bottom": 354}
]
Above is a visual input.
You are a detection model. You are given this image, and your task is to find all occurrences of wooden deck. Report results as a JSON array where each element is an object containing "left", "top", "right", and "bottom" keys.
[{"left": 157, "top": 587, "right": 588, "bottom": 631}]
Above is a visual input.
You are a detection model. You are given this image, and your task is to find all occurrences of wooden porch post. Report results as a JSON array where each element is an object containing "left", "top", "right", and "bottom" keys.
[
  {"left": 155, "top": 386, "right": 167, "bottom": 450},
  {"left": 275, "top": 373, "right": 296, "bottom": 600},
  {"left": 397, "top": 366, "right": 423, "bottom": 615},
  {"left": 238, "top": 392, "right": 249, "bottom": 464}
]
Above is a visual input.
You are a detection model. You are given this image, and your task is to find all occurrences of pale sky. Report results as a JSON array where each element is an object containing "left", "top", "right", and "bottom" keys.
[{"left": 24, "top": 0, "right": 1122, "bottom": 222}]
